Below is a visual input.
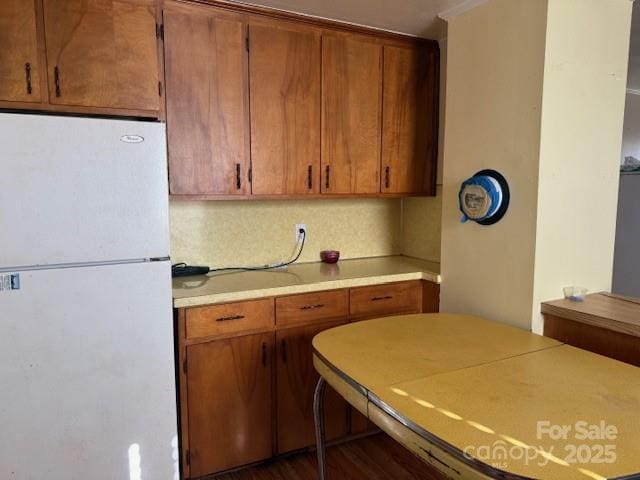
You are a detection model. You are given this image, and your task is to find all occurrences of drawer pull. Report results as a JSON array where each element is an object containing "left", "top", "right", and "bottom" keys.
[
  {"left": 371, "top": 295, "right": 393, "bottom": 302},
  {"left": 25, "top": 63, "right": 32, "bottom": 95},
  {"left": 215, "top": 314, "right": 245, "bottom": 322},
  {"left": 301, "top": 303, "right": 325, "bottom": 310},
  {"left": 54, "top": 65, "right": 61, "bottom": 97}
]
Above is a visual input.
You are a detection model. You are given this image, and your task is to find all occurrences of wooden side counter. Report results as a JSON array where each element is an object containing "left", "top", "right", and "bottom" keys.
[{"left": 542, "top": 292, "right": 640, "bottom": 367}]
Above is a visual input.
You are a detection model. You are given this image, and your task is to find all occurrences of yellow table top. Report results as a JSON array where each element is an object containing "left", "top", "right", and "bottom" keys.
[
  {"left": 312, "top": 313, "right": 560, "bottom": 389},
  {"left": 312, "top": 314, "right": 640, "bottom": 480}
]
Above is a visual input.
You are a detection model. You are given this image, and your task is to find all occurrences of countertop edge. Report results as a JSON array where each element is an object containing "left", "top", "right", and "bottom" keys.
[{"left": 173, "top": 270, "right": 440, "bottom": 308}]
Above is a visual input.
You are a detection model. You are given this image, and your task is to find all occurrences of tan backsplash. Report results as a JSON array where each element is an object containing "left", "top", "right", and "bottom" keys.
[
  {"left": 170, "top": 199, "right": 402, "bottom": 268},
  {"left": 401, "top": 186, "right": 443, "bottom": 263}
]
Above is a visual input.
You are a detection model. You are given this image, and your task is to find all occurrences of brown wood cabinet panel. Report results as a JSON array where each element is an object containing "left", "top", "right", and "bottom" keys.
[
  {"left": 249, "top": 22, "right": 321, "bottom": 195},
  {"left": 381, "top": 45, "right": 438, "bottom": 195},
  {"left": 186, "top": 332, "right": 274, "bottom": 477},
  {"left": 164, "top": 3, "right": 250, "bottom": 195},
  {"left": 422, "top": 280, "right": 440, "bottom": 313},
  {"left": 322, "top": 35, "right": 381, "bottom": 194},
  {"left": 42, "top": 0, "right": 159, "bottom": 111},
  {"left": 350, "top": 280, "right": 422, "bottom": 320},
  {"left": 544, "top": 314, "right": 640, "bottom": 368},
  {"left": 276, "top": 320, "right": 348, "bottom": 453},
  {"left": 185, "top": 298, "right": 274, "bottom": 341},
  {"left": 0, "top": 0, "right": 43, "bottom": 103},
  {"left": 275, "top": 289, "right": 348, "bottom": 328}
]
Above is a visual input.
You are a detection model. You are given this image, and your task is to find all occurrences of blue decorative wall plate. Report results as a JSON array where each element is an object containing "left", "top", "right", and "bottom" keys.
[{"left": 458, "top": 169, "right": 510, "bottom": 225}]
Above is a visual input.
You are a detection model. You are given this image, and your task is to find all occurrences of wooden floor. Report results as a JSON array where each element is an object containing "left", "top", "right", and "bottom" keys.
[{"left": 213, "top": 433, "right": 444, "bottom": 480}]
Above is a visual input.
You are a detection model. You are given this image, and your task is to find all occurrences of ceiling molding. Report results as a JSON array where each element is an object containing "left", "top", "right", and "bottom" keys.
[{"left": 438, "top": 0, "right": 490, "bottom": 21}]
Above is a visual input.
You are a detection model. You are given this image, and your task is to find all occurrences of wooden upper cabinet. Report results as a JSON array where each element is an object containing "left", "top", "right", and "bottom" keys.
[
  {"left": 42, "top": 0, "right": 159, "bottom": 112},
  {"left": 186, "top": 332, "right": 274, "bottom": 477},
  {"left": 249, "top": 22, "right": 321, "bottom": 195},
  {"left": 322, "top": 36, "right": 381, "bottom": 194},
  {"left": 0, "top": 0, "right": 43, "bottom": 103},
  {"left": 381, "top": 44, "right": 438, "bottom": 195},
  {"left": 164, "top": 3, "right": 250, "bottom": 195},
  {"left": 276, "top": 320, "right": 348, "bottom": 453}
]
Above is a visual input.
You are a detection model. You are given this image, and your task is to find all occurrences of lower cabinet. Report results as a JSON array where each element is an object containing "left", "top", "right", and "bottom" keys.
[
  {"left": 177, "top": 279, "right": 440, "bottom": 478},
  {"left": 186, "top": 332, "right": 274, "bottom": 477},
  {"left": 276, "top": 320, "right": 349, "bottom": 453}
]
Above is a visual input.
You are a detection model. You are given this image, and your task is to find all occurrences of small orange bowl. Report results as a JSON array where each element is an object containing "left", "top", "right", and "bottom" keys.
[{"left": 320, "top": 250, "right": 340, "bottom": 264}]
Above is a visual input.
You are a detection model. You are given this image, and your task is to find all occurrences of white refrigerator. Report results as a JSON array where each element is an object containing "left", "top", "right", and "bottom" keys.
[{"left": 0, "top": 114, "right": 178, "bottom": 480}]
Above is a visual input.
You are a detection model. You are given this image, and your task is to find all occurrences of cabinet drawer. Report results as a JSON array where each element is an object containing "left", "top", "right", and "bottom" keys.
[
  {"left": 186, "top": 299, "right": 274, "bottom": 340},
  {"left": 276, "top": 290, "right": 348, "bottom": 327},
  {"left": 349, "top": 281, "right": 422, "bottom": 319}
]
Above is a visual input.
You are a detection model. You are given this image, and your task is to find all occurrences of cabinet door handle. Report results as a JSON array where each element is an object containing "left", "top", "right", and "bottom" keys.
[
  {"left": 371, "top": 295, "right": 393, "bottom": 302},
  {"left": 25, "top": 63, "right": 32, "bottom": 95},
  {"left": 236, "top": 163, "right": 241, "bottom": 190},
  {"left": 307, "top": 165, "right": 313, "bottom": 190},
  {"left": 54, "top": 66, "right": 61, "bottom": 97},
  {"left": 301, "top": 303, "right": 325, "bottom": 310},
  {"left": 384, "top": 166, "right": 390, "bottom": 189},
  {"left": 325, "top": 165, "right": 330, "bottom": 190},
  {"left": 215, "top": 314, "right": 245, "bottom": 322},
  {"left": 281, "top": 339, "right": 287, "bottom": 363},
  {"left": 262, "top": 342, "right": 267, "bottom": 367}
]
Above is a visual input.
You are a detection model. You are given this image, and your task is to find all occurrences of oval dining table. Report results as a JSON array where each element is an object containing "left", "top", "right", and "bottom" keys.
[{"left": 312, "top": 313, "right": 640, "bottom": 480}]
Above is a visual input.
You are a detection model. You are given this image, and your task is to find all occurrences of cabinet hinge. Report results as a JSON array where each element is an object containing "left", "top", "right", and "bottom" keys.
[
  {"left": 158, "top": 81, "right": 163, "bottom": 97},
  {"left": 185, "top": 449, "right": 190, "bottom": 466},
  {"left": 156, "top": 23, "right": 164, "bottom": 40},
  {"left": 182, "top": 358, "right": 187, "bottom": 374},
  {"left": 248, "top": 167, "right": 252, "bottom": 183}
]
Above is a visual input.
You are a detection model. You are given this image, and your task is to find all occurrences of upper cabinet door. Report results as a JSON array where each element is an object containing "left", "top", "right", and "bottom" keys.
[
  {"left": 42, "top": 0, "right": 159, "bottom": 112},
  {"left": 322, "top": 36, "right": 381, "bottom": 194},
  {"left": 164, "top": 4, "right": 250, "bottom": 195},
  {"left": 381, "top": 45, "right": 438, "bottom": 195},
  {"left": 249, "top": 22, "right": 321, "bottom": 195},
  {"left": 0, "top": 0, "right": 43, "bottom": 103}
]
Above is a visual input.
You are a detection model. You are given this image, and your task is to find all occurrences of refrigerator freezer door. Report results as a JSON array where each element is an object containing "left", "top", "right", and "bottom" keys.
[
  {"left": 0, "top": 261, "right": 177, "bottom": 480},
  {"left": 0, "top": 114, "right": 169, "bottom": 269}
]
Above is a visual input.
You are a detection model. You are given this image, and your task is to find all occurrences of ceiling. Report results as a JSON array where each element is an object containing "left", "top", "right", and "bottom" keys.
[{"left": 234, "top": 0, "right": 472, "bottom": 39}]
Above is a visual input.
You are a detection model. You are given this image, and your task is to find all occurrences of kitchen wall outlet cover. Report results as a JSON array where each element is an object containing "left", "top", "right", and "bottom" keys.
[
  {"left": 295, "top": 224, "right": 307, "bottom": 242},
  {"left": 458, "top": 170, "right": 510, "bottom": 225}
]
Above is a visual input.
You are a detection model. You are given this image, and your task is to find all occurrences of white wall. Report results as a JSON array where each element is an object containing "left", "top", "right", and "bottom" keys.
[
  {"left": 440, "top": 0, "right": 631, "bottom": 332},
  {"left": 532, "top": 0, "right": 631, "bottom": 333},
  {"left": 439, "top": 0, "right": 548, "bottom": 329}
]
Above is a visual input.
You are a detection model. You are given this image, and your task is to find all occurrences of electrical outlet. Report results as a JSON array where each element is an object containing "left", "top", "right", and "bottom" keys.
[{"left": 295, "top": 224, "right": 307, "bottom": 242}]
